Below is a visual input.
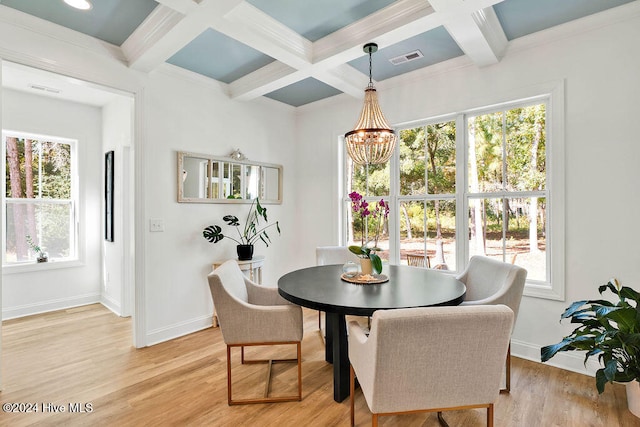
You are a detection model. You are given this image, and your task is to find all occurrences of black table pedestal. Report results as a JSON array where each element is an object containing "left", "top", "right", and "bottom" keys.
[
  {"left": 278, "top": 264, "right": 466, "bottom": 404},
  {"left": 325, "top": 312, "right": 349, "bottom": 402}
]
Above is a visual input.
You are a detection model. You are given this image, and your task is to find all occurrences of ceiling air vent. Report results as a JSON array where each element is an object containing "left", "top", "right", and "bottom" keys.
[
  {"left": 389, "top": 50, "right": 424, "bottom": 66},
  {"left": 29, "top": 84, "right": 60, "bottom": 94}
]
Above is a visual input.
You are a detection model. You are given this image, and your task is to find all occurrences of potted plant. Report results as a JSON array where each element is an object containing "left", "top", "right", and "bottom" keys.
[
  {"left": 541, "top": 278, "right": 640, "bottom": 416},
  {"left": 202, "top": 198, "right": 280, "bottom": 260},
  {"left": 347, "top": 191, "right": 389, "bottom": 275},
  {"left": 26, "top": 234, "right": 48, "bottom": 263}
]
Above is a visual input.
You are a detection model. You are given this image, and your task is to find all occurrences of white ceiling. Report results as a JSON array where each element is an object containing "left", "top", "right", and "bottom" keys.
[
  {"left": 2, "top": 61, "right": 122, "bottom": 107},
  {"left": 0, "top": 0, "right": 635, "bottom": 107}
]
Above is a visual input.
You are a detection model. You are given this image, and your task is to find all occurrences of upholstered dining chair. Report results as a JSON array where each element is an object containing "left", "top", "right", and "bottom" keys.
[
  {"left": 208, "top": 260, "right": 303, "bottom": 405},
  {"left": 456, "top": 255, "right": 528, "bottom": 392},
  {"left": 348, "top": 305, "right": 514, "bottom": 427},
  {"left": 316, "top": 246, "right": 359, "bottom": 330}
]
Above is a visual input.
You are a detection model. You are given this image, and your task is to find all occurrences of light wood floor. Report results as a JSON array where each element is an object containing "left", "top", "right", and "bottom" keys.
[{"left": 1, "top": 304, "right": 638, "bottom": 427}]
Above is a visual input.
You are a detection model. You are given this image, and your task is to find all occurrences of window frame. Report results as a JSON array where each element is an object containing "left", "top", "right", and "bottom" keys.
[
  {"left": 341, "top": 82, "right": 565, "bottom": 301},
  {"left": 2, "top": 130, "right": 79, "bottom": 271}
]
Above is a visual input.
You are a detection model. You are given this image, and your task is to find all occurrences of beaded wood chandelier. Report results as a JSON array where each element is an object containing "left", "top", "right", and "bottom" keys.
[{"left": 344, "top": 43, "right": 397, "bottom": 165}]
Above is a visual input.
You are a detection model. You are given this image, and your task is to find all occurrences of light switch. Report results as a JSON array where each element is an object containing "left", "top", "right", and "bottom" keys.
[{"left": 149, "top": 219, "right": 164, "bottom": 232}]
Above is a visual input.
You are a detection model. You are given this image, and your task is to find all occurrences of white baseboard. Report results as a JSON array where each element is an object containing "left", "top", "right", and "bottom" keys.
[
  {"left": 100, "top": 294, "right": 122, "bottom": 317},
  {"left": 2, "top": 293, "right": 101, "bottom": 320},
  {"left": 512, "top": 338, "right": 601, "bottom": 377},
  {"left": 145, "top": 314, "right": 213, "bottom": 346}
]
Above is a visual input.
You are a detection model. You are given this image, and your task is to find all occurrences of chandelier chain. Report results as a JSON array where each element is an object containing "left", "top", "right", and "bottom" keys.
[
  {"left": 344, "top": 42, "right": 397, "bottom": 165},
  {"left": 369, "top": 49, "right": 373, "bottom": 85}
]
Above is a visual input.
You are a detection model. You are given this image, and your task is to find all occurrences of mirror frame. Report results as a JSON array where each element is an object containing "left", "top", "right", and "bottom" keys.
[{"left": 177, "top": 151, "right": 283, "bottom": 204}]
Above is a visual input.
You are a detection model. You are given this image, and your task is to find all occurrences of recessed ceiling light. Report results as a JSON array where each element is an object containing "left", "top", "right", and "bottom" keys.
[{"left": 63, "top": 0, "right": 93, "bottom": 10}]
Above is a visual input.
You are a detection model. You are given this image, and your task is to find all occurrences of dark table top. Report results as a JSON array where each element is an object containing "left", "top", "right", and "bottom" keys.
[{"left": 278, "top": 264, "right": 466, "bottom": 317}]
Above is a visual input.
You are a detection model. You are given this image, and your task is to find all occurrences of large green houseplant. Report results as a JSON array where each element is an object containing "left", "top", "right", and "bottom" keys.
[
  {"left": 202, "top": 198, "right": 280, "bottom": 260},
  {"left": 541, "top": 278, "right": 640, "bottom": 396}
]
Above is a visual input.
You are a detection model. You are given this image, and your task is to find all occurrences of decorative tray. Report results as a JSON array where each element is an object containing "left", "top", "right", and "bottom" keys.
[{"left": 341, "top": 273, "right": 389, "bottom": 284}]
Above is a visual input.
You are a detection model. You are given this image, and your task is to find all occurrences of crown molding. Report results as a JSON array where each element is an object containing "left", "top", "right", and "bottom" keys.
[
  {"left": 121, "top": 5, "right": 185, "bottom": 69},
  {"left": 156, "top": 63, "right": 295, "bottom": 111},
  {"left": 504, "top": 0, "right": 640, "bottom": 57},
  {"left": 0, "top": 5, "right": 126, "bottom": 64},
  {"left": 155, "top": 62, "right": 230, "bottom": 96}
]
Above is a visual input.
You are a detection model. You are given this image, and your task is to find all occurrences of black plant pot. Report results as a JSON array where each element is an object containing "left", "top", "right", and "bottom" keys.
[{"left": 237, "top": 244, "right": 254, "bottom": 261}]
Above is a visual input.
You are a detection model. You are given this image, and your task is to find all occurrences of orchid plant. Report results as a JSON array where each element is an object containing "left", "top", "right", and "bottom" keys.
[{"left": 347, "top": 191, "right": 390, "bottom": 274}]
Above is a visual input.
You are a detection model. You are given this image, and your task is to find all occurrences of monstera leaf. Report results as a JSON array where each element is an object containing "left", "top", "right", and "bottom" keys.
[
  {"left": 203, "top": 225, "right": 224, "bottom": 243},
  {"left": 202, "top": 198, "right": 281, "bottom": 247},
  {"left": 223, "top": 215, "right": 239, "bottom": 226}
]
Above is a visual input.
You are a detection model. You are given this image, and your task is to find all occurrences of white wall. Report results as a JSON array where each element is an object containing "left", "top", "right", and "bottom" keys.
[
  {"left": 0, "top": 7, "right": 298, "bottom": 346},
  {"left": 0, "top": 2, "right": 637, "bottom": 379},
  {"left": 1, "top": 88, "right": 103, "bottom": 319},
  {"left": 295, "top": 8, "right": 640, "bottom": 375},
  {"left": 102, "top": 95, "right": 134, "bottom": 316},
  {"left": 142, "top": 69, "right": 297, "bottom": 344}
]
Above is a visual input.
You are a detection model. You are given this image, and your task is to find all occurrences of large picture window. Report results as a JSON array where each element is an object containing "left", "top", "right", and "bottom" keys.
[
  {"left": 3, "top": 132, "right": 77, "bottom": 265},
  {"left": 343, "top": 90, "right": 564, "bottom": 300}
]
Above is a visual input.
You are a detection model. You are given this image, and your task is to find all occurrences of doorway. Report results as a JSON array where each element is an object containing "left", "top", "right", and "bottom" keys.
[{"left": 0, "top": 61, "right": 137, "bottom": 379}]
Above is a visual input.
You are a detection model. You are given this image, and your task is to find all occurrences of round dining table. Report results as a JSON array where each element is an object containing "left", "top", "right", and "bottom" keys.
[{"left": 278, "top": 264, "right": 466, "bottom": 402}]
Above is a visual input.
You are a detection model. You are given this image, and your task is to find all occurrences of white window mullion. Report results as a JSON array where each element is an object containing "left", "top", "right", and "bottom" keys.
[
  {"left": 455, "top": 113, "right": 467, "bottom": 273},
  {"left": 2, "top": 132, "right": 77, "bottom": 267},
  {"left": 389, "top": 136, "right": 401, "bottom": 265},
  {"left": 343, "top": 85, "right": 563, "bottom": 300}
]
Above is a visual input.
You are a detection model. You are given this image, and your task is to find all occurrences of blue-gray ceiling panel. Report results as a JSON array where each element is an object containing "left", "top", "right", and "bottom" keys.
[
  {"left": 265, "top": 78, "right": 342, "bottom": 107},
  {"left": 494, "top": 0, "right": 634, "bottom": 41},
  {"left": 348, "top": 27, "right": 464, "bottom": 82},
  {"left": 0, "top": 0, "right": 158, "bottom": 46},
  {"left": 246, "top": 0, "right": 396, "bottom": 42},
  {"left": 167, "top": 29, "right": 275, "bottom": 84}
]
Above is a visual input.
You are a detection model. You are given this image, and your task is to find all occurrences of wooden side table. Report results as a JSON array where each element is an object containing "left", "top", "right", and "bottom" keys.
[{"left": 210, "top": 255, "right": 265, "bottom": 327}]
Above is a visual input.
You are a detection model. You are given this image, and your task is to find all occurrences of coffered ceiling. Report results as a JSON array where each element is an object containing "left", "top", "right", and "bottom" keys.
[{"left": 0, "top": 0, "right": 634, "bottom": 107}]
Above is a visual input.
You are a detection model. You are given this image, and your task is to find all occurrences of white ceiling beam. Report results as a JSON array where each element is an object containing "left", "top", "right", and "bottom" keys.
[
  {"left": 217, "top": 2, "right": 313, "bottom": 70},
  {"left": 313, "top": 0, "right": 437, "bottom": 66},
  {"left": 121, "top": 5, "right": 186, "bottom": 71},
  {"left": 228, "top": 61, "right": 366, "bottom": 101},
  {"left": 122, "top": 0, "right": 244, "bottom": 72},
  {"left": 228, "top": 61, "right": 305, "bottom": 101},
  {"left": 229, "top": 0, "right": 435, "bottom": 101},
  {"left": 154, "top": 0, "right": 199, "bottom": 15},
  {"left": 127, "top": 0, "right": 510, "bottom": 103},
  {"left": 429, "top": 0, "right": 507, "bottom": 66},
  {"left": 316, "top": 64, "right": 367, "bottom": 99}
]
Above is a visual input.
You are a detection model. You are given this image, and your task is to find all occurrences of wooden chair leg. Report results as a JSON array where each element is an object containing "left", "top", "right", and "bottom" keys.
[
  {"left": 501, "top": 342, "right": 511, "bottom": 393},
  {"left": 297, "top": 342, "right": 302, "bottom": 400},
  {"left": 488, "top": 403, "right": 494, "bottom": 427},
  {"left": 350, "top": 364, "right": 355, "bottom": 427},
  {"left": 372, "top": 414, "right": 378, "bottom": 427},
  {"left": 506, "top": 342, "right": 511, "bottom": 392},
  {"left": 437, "top": 411, "right": 450, "bottom": 427},
  {"left": 227, "top": 342, "right": 302, "bottom": 405},
  {"left": 226, "top": 345, "right": 234, "bottom": 406}
]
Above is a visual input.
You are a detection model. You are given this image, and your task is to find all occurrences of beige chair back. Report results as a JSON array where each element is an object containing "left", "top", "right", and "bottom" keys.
[
  {"left": 457, "top": 256, "right": 527, "bottom": 319},
  {"left": 316, "top": 246, "right": 358, "bottom": 265},
  {"left": 208, "top": 260, "right": 303, "bottom": 405},
  {"left": 349, "top": 305, "right": 513, "bottom": 414}
]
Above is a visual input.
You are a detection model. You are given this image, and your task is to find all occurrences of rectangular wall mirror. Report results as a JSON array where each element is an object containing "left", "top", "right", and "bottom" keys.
[{"left": 177, "top": 151, "right": 283, "bottom": 204}]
